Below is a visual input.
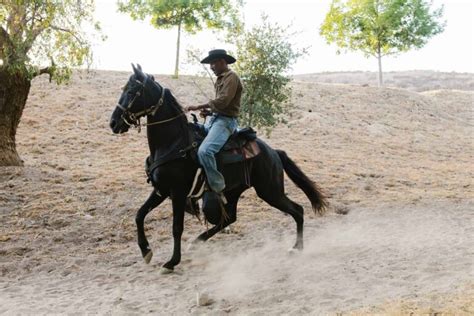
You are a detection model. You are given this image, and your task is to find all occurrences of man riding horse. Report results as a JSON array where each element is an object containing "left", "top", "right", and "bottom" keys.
[
  {"left": 185, "top": 49, "right": 242, "bottom": 203},
  {"left": 109, "top": 55, "right": 326, "bottom": 273}
]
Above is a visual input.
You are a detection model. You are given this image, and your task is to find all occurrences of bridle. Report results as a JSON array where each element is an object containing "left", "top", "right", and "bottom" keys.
[
  {"left": 117, "top": 78, "right": 185, "bottom": 132},
  {"left": 118, "top": 75, "right": 199, "bottom": 174}
]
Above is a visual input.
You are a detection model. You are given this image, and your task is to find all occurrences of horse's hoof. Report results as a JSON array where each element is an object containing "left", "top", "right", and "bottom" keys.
[
  {"left": 159, "top": 266, "right": 174, "bottom": 275},
  {"left": 187, "top": 242, "right": 201, "bottom": 252},
  {"left": 143, "top": 250, "right": 153, "bottom": 264},
  {"left": 288, "top": 247, "right": 302, "bottom": 255},
  {"left": 188, "top": 239, "right": 205, "bottom": 252}
]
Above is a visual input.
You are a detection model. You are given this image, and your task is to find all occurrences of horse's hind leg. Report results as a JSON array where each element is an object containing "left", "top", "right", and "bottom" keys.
[
  {"left": 255, "top": 186, "right": 305, "bottom": 250},
  {"left": 193, "top": 202, "right": 237, "bottom": 243},
  {"left": 136, "top": 190, "right": 166, "bottom": 263},
  {"left": 192, "top": 187, "right": 245, "bottom": 244}
]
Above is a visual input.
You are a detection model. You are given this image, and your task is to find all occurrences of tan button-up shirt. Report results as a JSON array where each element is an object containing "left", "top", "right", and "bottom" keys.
[{"left": 207, "top": 70, "right": 242, "bottom": 117}]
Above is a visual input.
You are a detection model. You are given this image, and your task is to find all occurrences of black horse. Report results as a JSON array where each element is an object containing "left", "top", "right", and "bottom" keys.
[{"left": 109, "top": 64, "right": 327, "bottom": 273}]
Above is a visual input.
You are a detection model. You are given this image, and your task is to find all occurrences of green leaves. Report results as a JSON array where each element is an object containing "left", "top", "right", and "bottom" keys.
[
  {"left": 118, "top": 0, "right": 241, "bottom": 34},
  {"left": 320, "top": 0, "right": 445, "bottom": 58},
  {"left": 234, "top": 15, "right": 306, "bottom": 134},
  {"left": 320, "top": 0, "right": 445, "bottom": 85},
  {"left": 0, "top": 0, "right": 102, "bottom": 83}
]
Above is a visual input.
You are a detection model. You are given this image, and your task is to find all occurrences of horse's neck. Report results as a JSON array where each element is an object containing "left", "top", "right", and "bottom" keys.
[{"left": 146, "top": 105, "right": 188, "bottom": 158}]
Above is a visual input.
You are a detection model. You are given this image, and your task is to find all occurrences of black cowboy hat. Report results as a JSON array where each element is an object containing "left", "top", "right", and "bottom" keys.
[{"left": 200, "top": 49, "right": 236, "bottom": 64}]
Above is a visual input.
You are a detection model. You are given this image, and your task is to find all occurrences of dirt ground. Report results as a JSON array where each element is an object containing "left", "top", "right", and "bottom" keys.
[{"left": 0, "top": 70, "right": 473, "bottom": 314}]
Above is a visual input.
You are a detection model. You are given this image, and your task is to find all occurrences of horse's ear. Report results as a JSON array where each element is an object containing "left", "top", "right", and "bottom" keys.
[
  {"left": 132, "top": 62, "right": 145, "bottom": 82},
  {"left": 131, "top": 63, "right": 139, "bottom": 77},
  {"left": 137, "top": 64, "right": 142, "bottom": 71}
]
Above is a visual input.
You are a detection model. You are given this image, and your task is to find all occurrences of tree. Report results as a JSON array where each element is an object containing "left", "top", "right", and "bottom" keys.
[
  {"left": 0, "top": 0, "right": 100, "bottom": 166},
  {"left": 118, "top": 0, "right": 241, "bottom": 78},
  {"left": 233, "top": 15, "right": 306, "bottom": 133},
  {"left": 320, "top": 0, "right": 445, "bottom": 86}
]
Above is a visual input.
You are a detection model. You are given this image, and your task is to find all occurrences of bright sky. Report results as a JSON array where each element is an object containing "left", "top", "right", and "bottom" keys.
[{"left": 92, "top": 0, "right": 474, "bottom": 75}]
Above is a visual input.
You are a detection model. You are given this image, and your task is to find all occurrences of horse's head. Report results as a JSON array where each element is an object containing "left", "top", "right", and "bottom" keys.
[{"left": 109, "top": 64, "right": 164, "bottom": 134}]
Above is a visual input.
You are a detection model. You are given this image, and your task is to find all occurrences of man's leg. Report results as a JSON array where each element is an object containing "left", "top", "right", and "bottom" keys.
[
  {"left": 198, "top": 117, "right": 236, "bottom": 193},
  {"left": 202, "top": 114, "right": 215, "bottom": 133}
]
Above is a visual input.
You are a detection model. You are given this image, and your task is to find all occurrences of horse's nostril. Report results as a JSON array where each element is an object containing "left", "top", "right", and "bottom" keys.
[{"left": 110, "top": 119, "right": 116, "bottom": 129}]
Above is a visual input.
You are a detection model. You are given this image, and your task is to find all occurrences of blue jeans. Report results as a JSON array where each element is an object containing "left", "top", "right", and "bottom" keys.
[{"left": 198, "top": 114, "right": 238, "bottom": 192}]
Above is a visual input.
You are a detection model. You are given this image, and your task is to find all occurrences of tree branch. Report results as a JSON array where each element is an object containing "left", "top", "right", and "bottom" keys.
[
  {"left": 39, "top": 67, "right": 52, "bottom": 75},
  {"left": 50, "top": 25, "right": 85, "bottom": 44},
  {"left": 189, "top": 50, "right": 214, "bottom": 85},
  {"left": 25, "top": 1, "right": 40, "bottom": 25},
  {"left": 32, "top": 65, "right": 54, "bottom": 82},
  {"left": 23, "top": 26, "right": 44, "bottom": 54},
  {"left": 0, "top": 27, "right": 13, "bottom": 62},
  {"left": 7, "top": 4, "right": 26, "bottom": 43},
  {"left": 0, "top": 27, "right": 13, "bottom": 49}
]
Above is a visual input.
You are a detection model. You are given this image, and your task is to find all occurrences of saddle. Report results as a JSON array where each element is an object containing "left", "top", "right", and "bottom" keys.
[{"left": 188, "top": 123, "right": 260, "bottom": 165}]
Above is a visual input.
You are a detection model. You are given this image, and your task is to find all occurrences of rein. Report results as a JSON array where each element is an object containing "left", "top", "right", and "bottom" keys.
[{"left": 144, "top": 112, "right": 186, "bottom": 126}]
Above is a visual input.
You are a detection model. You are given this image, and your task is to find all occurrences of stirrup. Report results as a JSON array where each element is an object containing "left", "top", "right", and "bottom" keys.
[{"left": 217, "top": 192, "right": 228, "bottom": 205}]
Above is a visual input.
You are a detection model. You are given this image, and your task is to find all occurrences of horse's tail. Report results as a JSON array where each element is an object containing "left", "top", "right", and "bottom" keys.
[{"left": 276, "top": 150, "right": 327, "bottom": 215}]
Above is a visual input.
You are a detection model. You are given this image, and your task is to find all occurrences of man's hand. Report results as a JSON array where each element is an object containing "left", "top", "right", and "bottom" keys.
[
  {"left": 185, "top": 104, "right": 210, "bottom": 112},
  {"left": 199, "top": 109, "right": 212, "bottom": 118}
]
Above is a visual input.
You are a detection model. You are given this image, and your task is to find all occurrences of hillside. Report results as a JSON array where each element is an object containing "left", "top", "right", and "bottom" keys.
[
  {"left": 0, "top": 70, "right": 473, "bottom": 314},
  {"left": 294, "top": 70, "right": 474, "bottom": 92}
]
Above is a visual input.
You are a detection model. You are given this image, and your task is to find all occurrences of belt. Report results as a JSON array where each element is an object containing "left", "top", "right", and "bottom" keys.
[{"left": 212, "top": 112, "right": 237, "bottom": 119}]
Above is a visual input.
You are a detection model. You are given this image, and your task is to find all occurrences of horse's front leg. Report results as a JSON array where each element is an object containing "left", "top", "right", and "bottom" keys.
[
  {"left": 136, "top": 190, "right": 166, "bottom": 264},
  {"left": 161, "top": 192, "right": 186, "bottom": 274}
]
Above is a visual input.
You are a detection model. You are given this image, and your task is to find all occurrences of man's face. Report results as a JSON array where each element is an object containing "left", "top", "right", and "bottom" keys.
[{"left": 210, "top": 59, "right": 227, "bottom": 76}]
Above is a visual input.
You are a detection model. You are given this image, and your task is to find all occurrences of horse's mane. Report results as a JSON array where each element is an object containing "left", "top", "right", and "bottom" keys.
[{"left": 163, "top": 88, "right": 184, "bottom": 112}]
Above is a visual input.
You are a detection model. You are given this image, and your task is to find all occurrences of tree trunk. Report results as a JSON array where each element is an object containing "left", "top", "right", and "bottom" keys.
[
  {"left": 377, "top": 54, "right": 383, "bottom": 87},
  {"left": 0, "top": 69, "right": 31, "bottom": 166},
  {"left": 174, "top": 22, "right": 182, "bottom": 78},
  {"left": 377, "top": 44, "right": 383, "bottom": 87}
]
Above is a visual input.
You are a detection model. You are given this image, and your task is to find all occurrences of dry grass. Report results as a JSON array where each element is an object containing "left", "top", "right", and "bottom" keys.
[{"left": 294, "top": 70, "right": 474, "bottom": 92}]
